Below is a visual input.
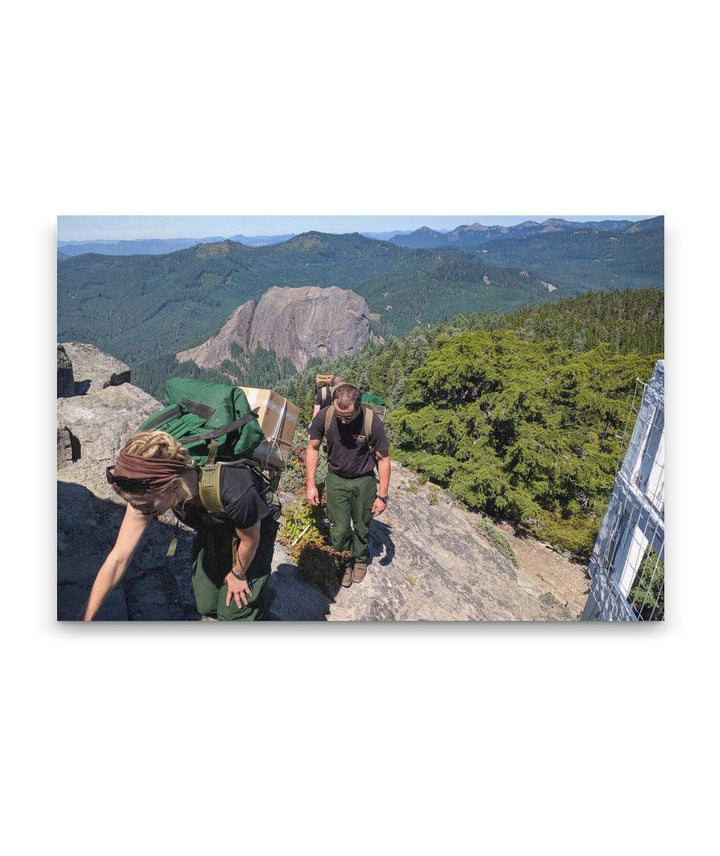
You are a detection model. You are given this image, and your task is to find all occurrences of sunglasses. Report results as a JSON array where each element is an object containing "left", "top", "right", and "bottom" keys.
[{"left": 106, "top": 466, "right": 157, "bottom": 492}]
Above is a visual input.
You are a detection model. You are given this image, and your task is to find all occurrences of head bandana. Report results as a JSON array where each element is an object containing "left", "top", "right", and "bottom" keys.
[{"left": 113, "top": 451, "right": 189, "bottom": 489}]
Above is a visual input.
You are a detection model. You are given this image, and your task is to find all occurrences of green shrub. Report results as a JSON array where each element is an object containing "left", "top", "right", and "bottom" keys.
[{"left": 476, "top": 517, "right": 519, "bottom": 568}]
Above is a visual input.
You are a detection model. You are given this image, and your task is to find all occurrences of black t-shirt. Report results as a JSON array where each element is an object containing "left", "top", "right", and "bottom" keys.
[
  {"left": 177, "top": 464, "right": 276, "bottom": 531},
  {"left": 308, "top": 406, "right": 390, "bottom": 478}
]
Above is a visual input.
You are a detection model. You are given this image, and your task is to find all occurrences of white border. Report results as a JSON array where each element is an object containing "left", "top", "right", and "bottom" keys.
[{"left": 9, "top": 2, "right": 715, "bottom": 853}]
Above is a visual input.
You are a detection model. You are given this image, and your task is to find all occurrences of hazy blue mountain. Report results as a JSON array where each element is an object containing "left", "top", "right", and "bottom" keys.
[
  {"left": 393, "top": 217, "right": 640, "bottom": 249},
  {"left": 57, "top": 237, "right": 226, "bottom": 257},
  {"left": 360, "top": 230, "right": 413, "bottom": 240},
  {"left": 227, "top": 233, "right": 295, "bottom": 246}
]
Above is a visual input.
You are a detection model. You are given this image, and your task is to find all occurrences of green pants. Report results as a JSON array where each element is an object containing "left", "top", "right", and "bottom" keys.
[
  {"left": 191, "top": 516, "right": 279, "bottom": 621},
  {"left": 325, "top": 470, "right": 376, "bottom": 566}
]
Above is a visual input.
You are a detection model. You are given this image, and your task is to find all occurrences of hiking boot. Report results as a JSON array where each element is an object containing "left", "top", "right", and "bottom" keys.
[
  {"left": 352, "top": 563, "right": 369, "bottom": 583},
  {"left": 341, "top": 567, "right": 353, "bottom": 587}
]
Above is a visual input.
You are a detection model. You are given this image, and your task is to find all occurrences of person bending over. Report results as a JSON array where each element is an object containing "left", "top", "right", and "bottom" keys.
[{"left": 82, "top": 430, "right": 279, "bottom": 621}]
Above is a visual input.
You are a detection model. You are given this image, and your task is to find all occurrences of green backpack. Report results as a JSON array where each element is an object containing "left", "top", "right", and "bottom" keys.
[{"left": 137, "top": 377, "right": 269, "bottom": 519}]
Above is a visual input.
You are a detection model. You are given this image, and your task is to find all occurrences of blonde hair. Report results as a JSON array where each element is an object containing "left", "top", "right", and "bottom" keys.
[
  {"left": 112, "top": 430, "right": 195, "bottom": 505},
  {"left": 121, "top": 430, "right": 195, "bottom": 465}
]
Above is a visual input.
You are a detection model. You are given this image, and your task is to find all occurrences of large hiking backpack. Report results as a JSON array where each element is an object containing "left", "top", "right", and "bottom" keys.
[
  {"left": 315, "top": 373, "right": 340, "bottom": 408},
  {"left": 315, "top": 374, "right": 387, "bottom": 418},
  {"left": 137, "top": 377, "right": 271, "bottom": 518},
  {"left": 138, "top": 377, "right": 265, "bottom": 467}
]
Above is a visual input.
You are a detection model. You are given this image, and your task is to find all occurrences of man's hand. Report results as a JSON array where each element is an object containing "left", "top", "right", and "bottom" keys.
[
  {"left": 372, "top": 497, "right": 387, "bottom": 516},
  {"left": 307, "top": 484, "right": 320, "bottom": 507},
  {"left": 225, "top": 572, "right": 252, "bottom": 609}
]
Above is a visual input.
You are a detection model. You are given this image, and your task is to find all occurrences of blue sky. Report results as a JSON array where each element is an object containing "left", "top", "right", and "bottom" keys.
[{"left": 57, "top": 214, "right": 651, "bottom": 243}]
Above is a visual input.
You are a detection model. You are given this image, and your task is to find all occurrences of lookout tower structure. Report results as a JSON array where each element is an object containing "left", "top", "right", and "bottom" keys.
[{"left": 582, "top": 360, "right": 665, "bottom": 621}]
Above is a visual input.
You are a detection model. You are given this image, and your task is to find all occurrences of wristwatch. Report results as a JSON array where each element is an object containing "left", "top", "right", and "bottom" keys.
[{"left": 377, "top": 495, "right": 389, "bottom": 503}]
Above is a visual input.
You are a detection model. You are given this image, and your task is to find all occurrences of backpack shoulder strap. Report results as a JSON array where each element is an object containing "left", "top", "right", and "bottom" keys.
[
  {"left": 324, "top": 405, "right": 333, "bottom": 435},
  {"left": 198, "top": 443, "right": 225, "bottom": 514},
  {"left": 363, "top": 407, "right": 374, "bottom": 449},
  {"left": 199, "top": 456, "right": 279, "bottom": 518}
]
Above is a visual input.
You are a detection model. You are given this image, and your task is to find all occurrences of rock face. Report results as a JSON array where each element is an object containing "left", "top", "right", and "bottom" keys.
[
  {"left": 177, "top": 301, "right": 255, "bottom": 369},
  {"left": 176, "top": 285, "right": 372, "bottom": 373},
  {"left": 249, "top": 286, "right": 371, "bottom": 371},
  {"left": 61, "top": 342, "right": 131, "bottom": 394},
  {"left": 57, "top": 383, "right": 163, "bottom": 496},
  {"left": 265, "top": 464, "right": 584, "bottom": 622}
]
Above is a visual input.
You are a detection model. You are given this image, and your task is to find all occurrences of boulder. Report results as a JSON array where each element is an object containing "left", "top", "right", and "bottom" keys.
[
  {"left": 56, "top": 383, "right": 162, "bottom": 499},
  {"left": 61, "top": 342, "right": 131, "bottom": 394}
]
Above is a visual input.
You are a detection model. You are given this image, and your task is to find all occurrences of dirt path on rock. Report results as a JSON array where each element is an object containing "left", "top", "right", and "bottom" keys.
[{"left": 495, "top": 522, "right": 590, "bottom": 618}]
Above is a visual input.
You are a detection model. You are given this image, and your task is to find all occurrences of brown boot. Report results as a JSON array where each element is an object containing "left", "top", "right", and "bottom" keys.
[
  {"left": 341, "top": 567, "right": 353, "bottom": 587},
  {"left": 352, "top": 563, "right": 368, "bottom": 583}
]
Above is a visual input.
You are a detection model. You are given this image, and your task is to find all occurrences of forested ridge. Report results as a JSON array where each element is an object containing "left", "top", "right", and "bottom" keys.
[{"left": 57, "top": 232, "right": 553, "bottom": 363}]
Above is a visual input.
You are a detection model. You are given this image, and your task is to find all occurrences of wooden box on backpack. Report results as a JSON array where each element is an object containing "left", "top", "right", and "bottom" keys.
[{"left": 239, "top": 387, "right": 300, "bottom": 469}]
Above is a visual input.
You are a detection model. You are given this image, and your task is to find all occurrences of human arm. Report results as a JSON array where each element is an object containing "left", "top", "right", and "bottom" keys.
[
  {"left": 81, "top": 504, "right": 153, "bottom": 620},
  {"left": 224, "top": 521, "right": 261, "bottom": 608},
  {"left": 373, "top": 451, "right": 391, "bottom": 516},
  {"left": 306, "top": 437, "right": 322, "bottom": 506},
  {"left": 311, "top": 403, "right": 321, "bottom": 420}
]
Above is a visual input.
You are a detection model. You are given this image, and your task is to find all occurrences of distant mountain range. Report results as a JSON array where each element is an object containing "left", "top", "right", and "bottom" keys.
[
  {"left": 56, "top": 229, "right": 454, "bottom": 258},
  {"left": 391, "top": 217, "right": 648, "bottom": 249},
  {"left": 56, "top": 231, "right": 419, "bottom": 258},
  {"left": 57, "top": 234, "right": 293, "bottom": 257}
]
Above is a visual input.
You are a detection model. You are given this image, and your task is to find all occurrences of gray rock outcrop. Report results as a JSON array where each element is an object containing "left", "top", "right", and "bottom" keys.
[
  {"left": 61, "top": 342, "right": 131, "bottom": 394},
  {"left": 265, "top": 464, "right": 582, "bottom": 622},
  {"left": 57, "top": 384, "right": 161, "bottom": 496},
  {"left": 177, "top": 301, "right": 255, "bottom": 369},
  {"left": 176, "top": 285, "right": 372, "bottom": 373},
  {"left": 249, "top": 286, "right": 371, "bottom": 371}
]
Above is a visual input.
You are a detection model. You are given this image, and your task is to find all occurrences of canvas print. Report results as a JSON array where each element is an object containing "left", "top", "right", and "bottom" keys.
[{"left": 57, "top": 215, "right": 665, "bottom": 622}]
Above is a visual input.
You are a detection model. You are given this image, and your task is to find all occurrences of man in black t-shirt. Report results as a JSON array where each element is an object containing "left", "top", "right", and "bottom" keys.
[{"left": 307, "top": 384, "right": 390, "bottom": 587}]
